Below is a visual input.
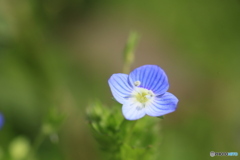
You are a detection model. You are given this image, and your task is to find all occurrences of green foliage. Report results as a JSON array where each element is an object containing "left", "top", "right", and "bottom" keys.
[
  {"left": 87, "top": 101, "right": 162, "bottom": 160},
  {"left": 42, "top": 107, "right": 66, "bottom": 135}
]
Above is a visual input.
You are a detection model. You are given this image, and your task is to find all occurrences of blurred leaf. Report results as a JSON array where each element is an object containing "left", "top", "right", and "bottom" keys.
[
  {"left": 9, "top": 136, "right": 30, "bottom": 160},
  {"left": 42, "top": 107, "right": 66, "bottom": 135}
]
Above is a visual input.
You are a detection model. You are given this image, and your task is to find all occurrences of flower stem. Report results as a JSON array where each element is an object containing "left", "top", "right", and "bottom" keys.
[
  {"left": 122, "top": 32, "right": 139, "bottom": 74},
  {"left": 27, "top": 129, "right": 46, "bottom": 160},
  {"left": 119, "top": 119, "right": 137, "bottom": 144}
]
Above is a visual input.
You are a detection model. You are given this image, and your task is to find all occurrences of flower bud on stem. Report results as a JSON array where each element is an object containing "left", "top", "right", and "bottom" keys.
[{"left": 123, "top": 32, "right": 139, "bottom": 74}]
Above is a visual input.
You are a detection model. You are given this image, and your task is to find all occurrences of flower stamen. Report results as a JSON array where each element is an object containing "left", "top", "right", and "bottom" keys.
[
  {"left": 131, "top": 87, "right": 155, "bottom": 107},
  {"left": 134, "top": 81, "right": 141, "bottom": 86}
]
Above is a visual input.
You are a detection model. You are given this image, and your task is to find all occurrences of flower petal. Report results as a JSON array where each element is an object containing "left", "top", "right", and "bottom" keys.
[
  {"left": 122, "top": 100, "right": 146, "bottom": 120},
  {"left": 145, "top": 92, "right": 178, "bottom": 117},
  {"left": 0, "top": 113, "right": 4, "bottom": 129},
  {"left": 108, "top": 73, "right": 133, "bottom": 104},
  {"left": 128, "top": 65, "right": 169, "bottom": 95}
]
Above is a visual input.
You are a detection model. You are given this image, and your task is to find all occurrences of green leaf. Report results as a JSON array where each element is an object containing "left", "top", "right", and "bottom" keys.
[{"left": 157, "top": 116, "right": 164, "bottom": 119}]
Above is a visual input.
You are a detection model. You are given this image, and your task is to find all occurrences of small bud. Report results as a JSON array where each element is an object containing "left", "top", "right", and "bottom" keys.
[{"left": 123, "top": 32, "right": 139, "bottom": 74}]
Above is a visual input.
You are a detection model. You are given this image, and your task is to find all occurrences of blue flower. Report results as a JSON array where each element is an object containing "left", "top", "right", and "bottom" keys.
[
  {"left": 108, "top": 65, "right": 178, "bottom": 120},
  {"left": 0, "top": 113, "right": 4, "bottom": 129}
]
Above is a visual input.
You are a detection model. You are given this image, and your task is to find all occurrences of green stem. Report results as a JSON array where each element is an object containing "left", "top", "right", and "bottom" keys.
[
  {"left": 27, "top": 130, "right": 46, "bottom": 160},
  {"left": 122, "top": 32, "right": 139, "bottom": 74},
  {"left": 119, "top": 119, "right": 137, "bottom": 143},
  {"left": 123, "top": 62, "right": 131, "bottom": 74}
]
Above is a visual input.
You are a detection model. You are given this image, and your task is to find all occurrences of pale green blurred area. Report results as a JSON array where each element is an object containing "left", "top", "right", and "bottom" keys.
[{"left": 0, "top": 0, "right": 240, "bottom": 160}]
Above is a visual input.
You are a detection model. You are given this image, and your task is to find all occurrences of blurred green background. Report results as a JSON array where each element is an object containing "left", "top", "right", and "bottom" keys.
[{"left": 0, "top": 0, "right": 240, "bottom": 160}]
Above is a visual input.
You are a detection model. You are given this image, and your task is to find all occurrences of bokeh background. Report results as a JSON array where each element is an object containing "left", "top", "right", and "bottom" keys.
[{"left": 0, "top": 0, "right": 240, "bottom": 160}]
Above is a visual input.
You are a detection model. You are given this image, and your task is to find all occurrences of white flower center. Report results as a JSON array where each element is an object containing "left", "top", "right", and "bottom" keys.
[{"left": 130, "top": 82, "right": 155, "bottom": 108}]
